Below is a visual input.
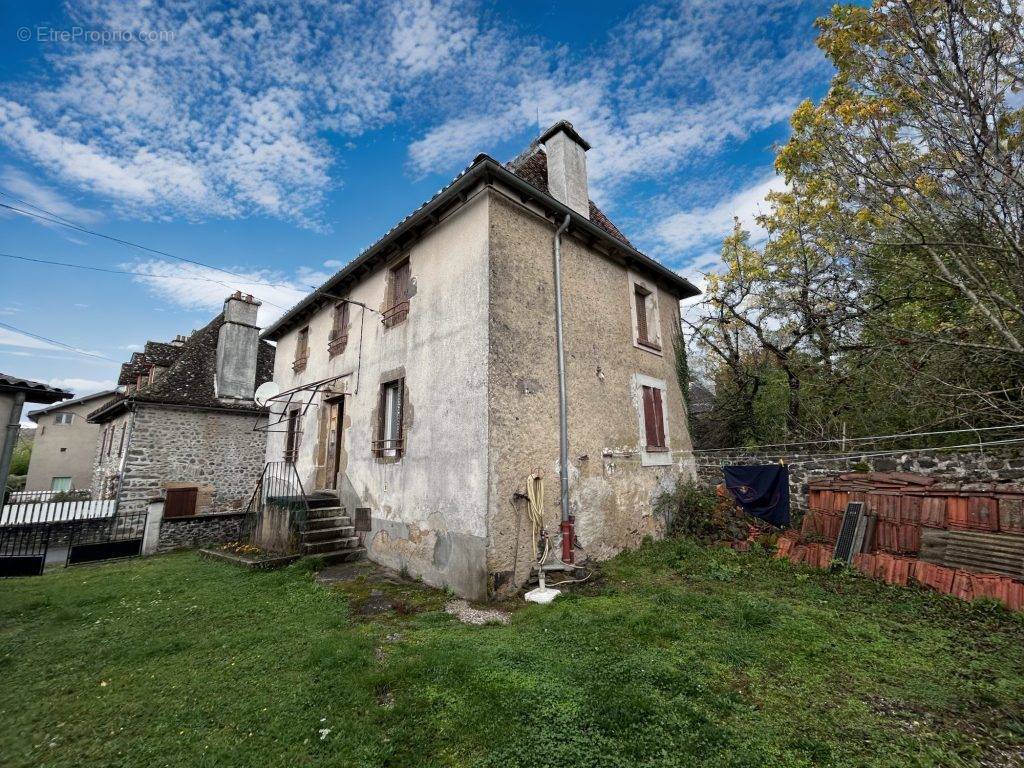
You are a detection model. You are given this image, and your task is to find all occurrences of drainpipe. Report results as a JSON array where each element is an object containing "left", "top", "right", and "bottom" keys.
[
  {"left": 552, "top": 213, "right": 575, "bottom": 565},
  {"left": 0, "top": 392, "right": 26, "bottom": 504}
]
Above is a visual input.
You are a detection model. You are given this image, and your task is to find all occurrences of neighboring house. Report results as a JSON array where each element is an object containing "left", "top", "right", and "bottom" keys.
[
  {"left": 88, "top": 293, "right": 274, "bottom": 549},
  {"left": 261, "top": 121, "right": 700, "bottom": 599},
  {"left": 1, "top": 374, "right": 71, "bottom": 497},
  {"left": 25, "top": 390, "right": 117, "bottom": 492}
]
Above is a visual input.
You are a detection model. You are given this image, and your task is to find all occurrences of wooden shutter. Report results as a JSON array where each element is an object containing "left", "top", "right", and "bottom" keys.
[
  {"left": 642, "top": 386, "right": 666, "bottom": 449},
  {"left": 392, "top": 261, "right": 410, "bottom": 305},
  {"left": 635, "top": 287, "right": 649, "bottom": 343},
  {"left": 164, "top": 487, "right": 198, "bottom": 518}
]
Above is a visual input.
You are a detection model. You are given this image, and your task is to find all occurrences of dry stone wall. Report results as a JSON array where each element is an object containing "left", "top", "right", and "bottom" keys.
[{"left": 695, "top": 446, "right": 1024, "bottom": 512}]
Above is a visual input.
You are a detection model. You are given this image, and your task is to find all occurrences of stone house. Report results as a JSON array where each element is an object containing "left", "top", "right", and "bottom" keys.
[
  {"left": 25, "top": 390, "right": 117, "bottom": 492},
  {"left": 88, "top": 293, "right": 274, "bottom": 551},
  {"left": 261, "top": 122, "right": 700, "bottom": 599}
]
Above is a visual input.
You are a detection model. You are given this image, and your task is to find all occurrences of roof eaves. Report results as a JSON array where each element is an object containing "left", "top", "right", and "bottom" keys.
[
  {"left": 27, "top": 389, "right": 118, "bottom": 421},
  {"left": 262, "top": 155, "right": 699, "bottom": 340}
]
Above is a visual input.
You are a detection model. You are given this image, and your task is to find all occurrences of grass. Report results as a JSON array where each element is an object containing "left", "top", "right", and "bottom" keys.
[{"left": 1, "top": 540, "right": 1023, "bottom": 768}]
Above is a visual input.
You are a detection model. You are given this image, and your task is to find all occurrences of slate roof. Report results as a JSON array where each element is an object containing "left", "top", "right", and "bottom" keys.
[
  {"left": 0, "top": 374, "right": 72, "bottom": 403},
  {"left": 91, "top": 313, "right": 275, "bottom": 422},
  {"left": 27, "top": 390, "right": 119, "bottom": 421}
]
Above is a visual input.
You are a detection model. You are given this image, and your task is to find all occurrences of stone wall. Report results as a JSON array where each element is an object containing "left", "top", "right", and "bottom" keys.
[
  {"left": 116, "top": 404, "right": 266, "bottom": 519},
  {"left": 156, "top": 512, "right": 245, "bottom": 553},
  {"left": 695, "top": 446, "right": 1024, "bottom": 512}
]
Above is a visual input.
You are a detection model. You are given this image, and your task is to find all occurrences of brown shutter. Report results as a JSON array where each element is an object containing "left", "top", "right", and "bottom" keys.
[
  {"left": 635, "top": 288, "right": 649, "bottom": 343},
  {"left": 164, "top": 487, "right": 198, "bottom": 518},
  {"left": 642, "top": 386, "right": 657, "bottom": 447},
  {"left": 651, "top": 387, "right": 665, "bottom": 447}
]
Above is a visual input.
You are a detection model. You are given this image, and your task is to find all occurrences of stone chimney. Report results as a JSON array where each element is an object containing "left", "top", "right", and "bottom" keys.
[
  {"left": 539, "top": 120, "right": 591, "bottom": 219},
  {"left": 215, "top": 292, "right": 262, "bottom": 401}
]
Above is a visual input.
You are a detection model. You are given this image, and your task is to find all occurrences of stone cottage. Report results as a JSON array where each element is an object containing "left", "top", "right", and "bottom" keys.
[
  {"left": 89, "top": 293, "right": 274, "bottom": 551},
  {"left": 261, "top": 122, "right": 700, "bottom": 598}
]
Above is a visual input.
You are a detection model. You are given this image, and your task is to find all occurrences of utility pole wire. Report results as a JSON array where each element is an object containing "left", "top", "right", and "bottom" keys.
[{"left": 0, "top": 320, "right": 121, "bottom": 362}]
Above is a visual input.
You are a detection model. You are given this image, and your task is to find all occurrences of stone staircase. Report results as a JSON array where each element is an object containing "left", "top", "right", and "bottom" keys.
[{"left": 299, "top": 505, "right": 365, "bottom": 564}]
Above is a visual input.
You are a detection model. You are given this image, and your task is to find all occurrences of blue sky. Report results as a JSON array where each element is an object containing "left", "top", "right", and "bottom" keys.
[{"left": 0, "top": 0, "right": 835, "bottom": 411}]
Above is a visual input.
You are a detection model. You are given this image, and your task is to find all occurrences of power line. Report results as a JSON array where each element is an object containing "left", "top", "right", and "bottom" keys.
[
  {"left": 0, "top": 197, "right": 316, "bottom": 305},
  {"left": 0, "top": 320, "right": 120, "bottom": 362},
  {"left": 0, "top": 252, "right": 298, "bottom": 295}
]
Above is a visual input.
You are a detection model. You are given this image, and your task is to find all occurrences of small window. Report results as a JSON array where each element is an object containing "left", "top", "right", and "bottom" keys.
[
  {"left": 164, "top": 487, "right": 198, "bottom": 519},
  {"left": 293, "top": 327, "right": 310, "bottom": 373},
  {"left": 60, "top": 447, "right": 67, "bottom": 453},
  {"left": 642, "top": 385, "right": 667, "bottom": 451},
  {"left": 284, "top": 408, "right": 301, "bottom": 463},
  {"left": 383, "top": 259, "right": 411, "bottom": 328},
  {"left": 328, "top": 302, "right": 350, "bottom": 356},
  {"left": 51, "top": 477, "right": 72, "bottom": 492},
  {"left": 373, "top": 379, "right": 404, "bottom": 458},
  {"left": 633, "top": 284, "right": 660, "bottom": 351},
  {"left": 105, "top": 426, "right": 113, "bottom": 456},
  {"left": 118, "top": 424, "right": 126, "bottom": 456},
  {"left": 54, "top": 413, "right": 74, "bottom": 425}
]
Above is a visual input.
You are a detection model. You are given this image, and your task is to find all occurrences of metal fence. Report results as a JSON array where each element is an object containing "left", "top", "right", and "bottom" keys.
[{"left": 240, "top": 461, "right": 310, "bottom": 545}]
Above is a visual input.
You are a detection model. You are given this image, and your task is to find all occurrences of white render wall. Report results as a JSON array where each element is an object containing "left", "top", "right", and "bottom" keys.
[{"left": 267, "top": 192, "right": 491, "bottom": 598}]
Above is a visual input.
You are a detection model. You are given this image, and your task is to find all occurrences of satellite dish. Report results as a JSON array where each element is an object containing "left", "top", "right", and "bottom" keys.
[{"left": 254, "top": 381, "right": 280, "bottom": 407}]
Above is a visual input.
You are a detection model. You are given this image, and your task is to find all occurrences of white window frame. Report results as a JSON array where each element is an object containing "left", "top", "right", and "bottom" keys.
[
  {"left": 51, "top": 476, "right": 72, "bottom": 492},
  {"left": 382, "top": 381, "right": 401, "bottom": 458},
  {"left": 54, "top": 412, "right": 75, "bottom": 425},
  {"left": 627, "top": 271, "right": 663, "bottom": 355},
  {"left": 632, "top": 373, "right": 671, "bottom": 467}
]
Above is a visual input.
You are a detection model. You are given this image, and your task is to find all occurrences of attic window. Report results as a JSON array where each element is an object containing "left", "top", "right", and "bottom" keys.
[
  {"left": 54, "top": 413, "right": 74, "bottom": 425},
  {"left": 328, "top": 302, "right": 349, "bottom": 356},
  {"left": 382, "top": 259, "right": 411, "bottom": 328},
  {"left": 293, "top": 327, "right": 309, "bottom": 373}
]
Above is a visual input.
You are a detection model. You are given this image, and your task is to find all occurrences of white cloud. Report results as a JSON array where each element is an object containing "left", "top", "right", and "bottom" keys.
[
  {"left": 0, "top": 168, "right": 101, "bottom": 225},
  {"left": 656, "top": 174, "right": 787, "bottom": 253},
  {"left": 0, "top": 327, "right": 62, "bottom": 351},
  {"left": 0, "top": 0, "right": 830, "bottom": 229},
  {"left": 46, "top": 377, "right": 117, "bottom": 396},
  {"left": 125, "top": 260, "right": 322, "bottom": 326}
]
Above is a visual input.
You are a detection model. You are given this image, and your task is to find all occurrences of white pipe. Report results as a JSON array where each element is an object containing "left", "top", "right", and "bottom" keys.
[{"left": 553, "top": 214, "right": 571, "bottom": 523}]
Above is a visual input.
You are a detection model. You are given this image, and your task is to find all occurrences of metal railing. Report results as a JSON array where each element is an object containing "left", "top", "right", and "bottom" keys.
[
  {"left": 240, "top": 461, "right": 312, "bottom": 546},
  {"left": 1, "top": 491, "right": 117, "bottom": 526}
]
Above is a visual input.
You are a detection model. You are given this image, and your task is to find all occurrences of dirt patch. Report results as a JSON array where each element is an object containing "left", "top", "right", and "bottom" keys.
[
  {"left": 444, "top": 599, "right": 510, "bottom": 626},
  {"left": 353, "top": 590, "right": 412, "bottom": 617}
]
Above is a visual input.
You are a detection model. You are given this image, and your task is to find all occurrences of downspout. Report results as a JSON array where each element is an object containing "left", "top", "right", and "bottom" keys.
[
  {"left": 0, "top": 392, "right": 26, "bottom": 504},
  {"left": 552, "top": 214, "right": 575, "bottom": 565}
]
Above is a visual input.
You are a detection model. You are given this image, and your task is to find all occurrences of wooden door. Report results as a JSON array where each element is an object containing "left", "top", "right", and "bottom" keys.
[{"left": 323, "top": 397, "right": 344, "bottom": 490}]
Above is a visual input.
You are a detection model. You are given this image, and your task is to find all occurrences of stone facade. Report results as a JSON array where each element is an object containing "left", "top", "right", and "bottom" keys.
[
  {"left": 695, "top": 446, "right": 1024, "bottom": 512},
  {"left": 92, "top": 403, "right": 267, "bottom": 537},
  {"left": 156, "top": 512, "right": 246, "bottom": 553},
  {"left": 486, "top": 191, "right": 695, "bottom": 592}
]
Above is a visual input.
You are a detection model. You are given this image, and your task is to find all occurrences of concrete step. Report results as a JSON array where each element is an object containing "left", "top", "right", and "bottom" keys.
[
  {"left": 306, "top": 505, "right": 347, "bottom": 520},
  {"left": 304, "top": 515, "right": 352, "bottom": 531},
  {"left": 317, "top": 547, "right": 366, "bottom": 565},
  {"left": 302, "top": 536, "right": 360, "bottom": 555},
  {"left": 302, "top": 525, "right": 355, "bottom": 543}
]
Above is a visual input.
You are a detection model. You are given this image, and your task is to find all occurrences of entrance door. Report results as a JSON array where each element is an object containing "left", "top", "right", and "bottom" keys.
[{"left": 323, "top": 397, "right": 344, "bottom": 490}]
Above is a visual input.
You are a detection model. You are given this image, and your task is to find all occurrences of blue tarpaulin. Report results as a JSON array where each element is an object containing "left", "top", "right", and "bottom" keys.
[{"left": 723, "top": 464, "right": 791, "bottom": 527}]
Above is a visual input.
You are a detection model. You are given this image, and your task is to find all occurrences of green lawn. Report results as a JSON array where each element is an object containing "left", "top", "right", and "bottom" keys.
[{"left": 2, "top": 541, "right": 1023, "bottom": 768}]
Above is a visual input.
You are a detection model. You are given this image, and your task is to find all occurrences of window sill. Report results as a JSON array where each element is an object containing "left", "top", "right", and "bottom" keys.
[
  {"left": 645, "top": 445, "right": 669, "bottom": 453},
  {"left": 327, "top": 338, "right": 348, "bottom": 357},
  {"left": 636, "top": 338, "right": 662, "bottom": 353},
  {"left": 292, "top": 357, "right": 308, "bottom": 373},
  {"left": 381, "top": 302, "right": 410, "bottom": 328}
]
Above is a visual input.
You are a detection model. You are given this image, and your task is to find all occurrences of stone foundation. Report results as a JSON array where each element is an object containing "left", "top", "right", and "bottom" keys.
[{"left": 156, "top": 512, "right": 245, "bottom": 553}]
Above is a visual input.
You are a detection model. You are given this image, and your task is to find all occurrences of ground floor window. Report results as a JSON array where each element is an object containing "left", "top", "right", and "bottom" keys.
[
  {"left": 164, "top": 486, "right": 198, "bottom": 518},
  {"left": 50, "top": 476, "right": 72, "bottom": 492},
  {"left": 374, "top": 378, "right": 404, "bottom": 458},
  {"left": 633, "top": 374, "right": 671, "bottom": 467}
]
